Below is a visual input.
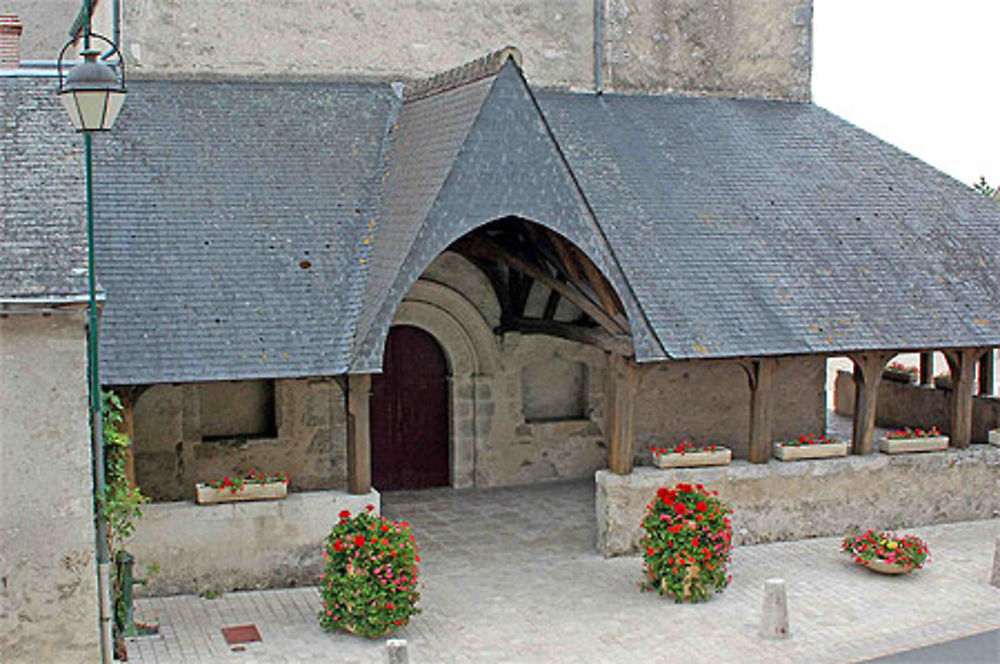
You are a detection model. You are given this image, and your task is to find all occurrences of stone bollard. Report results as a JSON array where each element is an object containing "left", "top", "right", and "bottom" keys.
[
  {"left": 760, "top": 578, "right": 790, "bottom": 640},
  {"left": 991, "top": 535, "right": 1000, "bottom": 588},
  {"left": 386, "top": 639, "right": 409, "bottom": 664}
]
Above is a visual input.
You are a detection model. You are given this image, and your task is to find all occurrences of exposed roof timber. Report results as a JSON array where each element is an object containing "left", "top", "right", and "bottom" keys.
[
  {"left": 504, "top": 316, "right": 634, "bottom": 356},
  {"left": 454, "top": 233, "right": 627, "bottom": 338}
]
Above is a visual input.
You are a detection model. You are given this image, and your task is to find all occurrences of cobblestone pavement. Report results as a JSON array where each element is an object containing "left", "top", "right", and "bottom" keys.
[{"left": 129, "top": 475, "right": 1000, "bottom": 664}]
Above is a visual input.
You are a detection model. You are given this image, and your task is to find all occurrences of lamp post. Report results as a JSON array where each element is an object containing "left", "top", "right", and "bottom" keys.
[{"left": 57, "top": 5, "right": 126, "bottom": 662}]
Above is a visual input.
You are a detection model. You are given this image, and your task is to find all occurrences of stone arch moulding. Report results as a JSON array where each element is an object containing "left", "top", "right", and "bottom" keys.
[{"left": 390, "top": 279, "right": 500, "bottom": 489}]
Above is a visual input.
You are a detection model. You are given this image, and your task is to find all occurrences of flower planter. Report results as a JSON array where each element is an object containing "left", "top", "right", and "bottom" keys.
[
  {"left": 653, "top": 447, "right": 732, "bottom": 469},
  {"left": 989, "top": 429, "right": 1000, "bottom": 446},
  {"left": 879, "top": 435, "right": 949, "bottom": 455},
  {"left": 196, "top": 481, "right": 288, "bottom": 505},
  {"left": 773, "top": 441, "right": 849, "bottom": 461},
  {"left": 934, "top": 376, "right": 952, "bottom": 390},
  {"left": 882, "top": 368, "right": 915, "bottom": 384},
  {"left": 863, "top": 559, "right": 916, "bottom": 575}
]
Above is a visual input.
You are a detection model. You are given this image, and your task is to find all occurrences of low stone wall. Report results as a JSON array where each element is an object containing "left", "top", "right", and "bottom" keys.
[
  {"left": 129, "top": 489, "right": 380, "bottom": 596},
  {"left": 595, "top": 447, "right": 1000, "bottom": 556},
  {"left": 834, "top": 370, "right": 1000, "bottom": 442}
]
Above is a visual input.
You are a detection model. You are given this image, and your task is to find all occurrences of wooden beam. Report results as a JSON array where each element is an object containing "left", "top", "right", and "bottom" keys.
[
  {"left": 944, "top": 348, "right": 986, "bottom": 448},
  {"left": 456, "top": 236, "right": 627, "bottom": 336},
  {"left": 542, "top": 288, "right": 561, "bottom": 320},
  {"left": 607, "top": 353, "right": 640, "bottom": 474},
  {"left": 347, "top": 373, "right": 372, "bottom": 494},
  {"left": 741, "top": 358, "right": 776, "bottom": 464},
  {"left": 979, "top": 349, "right": 994, "bottom": 396},
  {"left": 508, "top": 316, "right": 634, "bottom": 356},
  {"left": 919, "top": 352, "right": 934, "bottom": 386},
  {"left": 848, "top": 352, "right": 893, "bottom": 455},
  {"left": 572, "top": 244, "right": 624, "bottom": 320},
  {"left": 543, "top": 228, "right": 586, "bottom": 284}
]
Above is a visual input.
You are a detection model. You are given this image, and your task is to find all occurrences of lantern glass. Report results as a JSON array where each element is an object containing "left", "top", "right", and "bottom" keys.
[{"left": 58, "top": 48, "right": 126, "bottom": 132}]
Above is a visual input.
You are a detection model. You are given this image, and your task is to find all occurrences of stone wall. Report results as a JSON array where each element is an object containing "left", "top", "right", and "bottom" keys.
[
  {"left": 596, "top": 447, "right": 1000, "bottom": 556},
  {"left": 0, "top": 312, "right": 100, "bottom": 663},
  {"left": 36, "top": 0, "right": 819, "bottom": 100},
  {"left": 129, "top": 489, "right": 380, "bottom": 596},
  {"left": 636, "top": 355, "right": 826, "bottom": 460},
  {"left": 834, "top": 370, "right": 1000, "bottom": 443},
  {"left": 132, "top": 377, "right": 347, "bottom": 501}
]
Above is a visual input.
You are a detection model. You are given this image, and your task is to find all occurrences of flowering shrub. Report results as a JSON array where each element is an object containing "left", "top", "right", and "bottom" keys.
[
  {"left": 640, "top": 483, "right": 733, "bottom": 603},
  {"left": 651, "top": 440, "right": 720, "bottom": 455},
  {"left": 205, "top": 470, "right": 289, "bottom": 493},
  {"left": 777, "top": 434, "right": 838, "bottom": 447},
  {"left": 886, "top": 427, "right": 941, "bottom": 440},
  {"left": 885, "top": 362, "right": 918, "bottom": 377},
  {"left": 842, "top": 529, "right": 930, "bottom": 570},
  {"left": 318, "top": 506, "right": 421, "bottom": 638}
]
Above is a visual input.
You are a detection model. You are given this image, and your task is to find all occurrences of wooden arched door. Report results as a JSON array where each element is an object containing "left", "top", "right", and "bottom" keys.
[{"left": 371, "top": 325, "right": 450, "bottom": 490}]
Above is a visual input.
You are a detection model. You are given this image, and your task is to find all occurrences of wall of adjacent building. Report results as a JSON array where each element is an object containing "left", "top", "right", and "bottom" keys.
[
  {"left": 0, "top": 311, "right": 100, "bottom": 663},
  {"left": 113, "top": 0, "right": 812, "bottom": 100},
  {"left": 131, "top": 251, "right": 826, "bottom": 499}
]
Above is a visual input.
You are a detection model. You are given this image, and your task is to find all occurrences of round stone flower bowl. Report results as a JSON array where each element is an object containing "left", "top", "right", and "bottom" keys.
[{"left": 863, "top": 559, "right": 916, "bottom": 575}]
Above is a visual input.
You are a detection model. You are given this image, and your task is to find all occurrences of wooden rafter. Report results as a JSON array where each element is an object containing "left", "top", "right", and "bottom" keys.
[
  {"left": 455, "top": 235, "right": 626, "bottom": 336},
  {"left": 507, "top": 316, "right": 634, "bottom": 356}
]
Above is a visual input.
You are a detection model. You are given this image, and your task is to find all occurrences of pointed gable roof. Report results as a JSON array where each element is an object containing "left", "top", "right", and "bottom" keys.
[{"left": 352, "top": 57, "right": 663, "bottom": 371}]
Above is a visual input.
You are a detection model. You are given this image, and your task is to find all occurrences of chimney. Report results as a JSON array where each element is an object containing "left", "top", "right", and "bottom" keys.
[{"left": 0, "top": 14, "right": 22, "bottom": 69}]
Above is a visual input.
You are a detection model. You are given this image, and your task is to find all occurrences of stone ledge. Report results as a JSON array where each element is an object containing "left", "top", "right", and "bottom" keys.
[
  {"left": 596, "top": 446, "right": 1000, "bottom": 556},
  {"left": 130, "top": 489, "right": 380, "bottom": 596}
]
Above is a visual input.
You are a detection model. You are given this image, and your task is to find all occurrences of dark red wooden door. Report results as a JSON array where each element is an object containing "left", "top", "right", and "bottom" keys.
[{"left": 371, "top": 325, "right": 450, "bottom": 490}]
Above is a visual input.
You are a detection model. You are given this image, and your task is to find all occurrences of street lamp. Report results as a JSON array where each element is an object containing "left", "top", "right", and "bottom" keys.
[{"left": 57, "top": 20, "right": 126, "bottom": 664}]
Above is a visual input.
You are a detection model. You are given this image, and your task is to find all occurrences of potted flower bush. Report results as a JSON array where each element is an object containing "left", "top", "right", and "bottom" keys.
[
  {"left": 319, "top": 506, "right": 421, "bottom": 638},
  {"left": 934, "top": 372, "right": 953, "bottom": 390},
  {"left": 651, "top": 440, "right": 732, "bottom": 469},
  {"left": 879, "top": 427, "right": 948, "bottom": 454},
  {"left": 842, "top": 529, "right": 930, "bottom": 575},
  {"left": 640, "top": 483, "right": 733, "bottom": 603},
  {"left": 195, "top": 470, "right": 290, "bottom": 505},
  {"left": 773, "top": 434, "right": 848, "bottom": 461},
  {"left": 882, "top": 362, "right": 918, "bottom": 384}
]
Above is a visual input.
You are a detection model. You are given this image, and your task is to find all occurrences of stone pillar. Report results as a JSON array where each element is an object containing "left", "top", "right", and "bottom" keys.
[
  {"left": 744, "top": 357, "right": 776, "bottom": 464},
  {"left": 919, "top": 352, "right": 934, "bottom": 387},
  {"left": 607, "top": 354, "right": 639, "bottom": 475},
  {"left": 849, "top": 353, "right": 892, "bottom": 455},
  {"left": 979, "top": 349, "right": 994, "bottom": 396},
  {"left": 346, "top": 373, "right": 372, "bottom": 494},
  {"left": 760, "top": 578, "right": 790, "bottom": 640},
  {"left": 944, "top": 349, "right": 985, "bottom": 449}
]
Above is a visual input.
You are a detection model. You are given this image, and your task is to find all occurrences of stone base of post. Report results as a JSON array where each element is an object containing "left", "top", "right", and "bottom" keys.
[{"left": 386, "top": 639, "right": 409, "bottom": 664}]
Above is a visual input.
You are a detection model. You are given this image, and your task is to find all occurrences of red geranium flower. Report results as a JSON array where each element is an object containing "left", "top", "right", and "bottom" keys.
[
  {"left": 674, "top": 502, "right": 687, "bottom": 515},
  {"left": 696, "top": 501, "right": 708, "bottom": 512},
  {"left": 339, "top": 509, "right": 351, "bottom": 519},
  {"left": 353, "top": 534, "right": 366, "bottom": 547}
]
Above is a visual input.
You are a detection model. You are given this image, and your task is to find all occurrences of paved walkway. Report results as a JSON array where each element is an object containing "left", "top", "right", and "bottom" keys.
[{"left": 129, "top": 479, "right": 1000, "bottom": 663}]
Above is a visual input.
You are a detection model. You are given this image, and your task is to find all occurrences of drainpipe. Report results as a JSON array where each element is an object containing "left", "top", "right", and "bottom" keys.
[
  {"left": 112, "top": 0, "right": 120, "bottom": 49},
  {"left": 593, "top": 0, "right": 603, "bottom": 94}
]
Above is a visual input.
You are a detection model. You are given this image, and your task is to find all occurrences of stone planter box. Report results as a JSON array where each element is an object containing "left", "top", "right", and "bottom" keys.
[
  {"left": 653, "top": 447, "right": 732, "bottom": 469},
  {"left": 934, "top": 376, "right": 952, "bottom": 391},
  {"left": 879, "top": 435, "right": 949, "bottom": 455},
  {"left": 882, "top": 368, "right": 916, "bottom": 384},
  {"left": 773, "top": 441, "right": 849, "bottom": 461},
  {"left": 196, "top": 481, "right": 288, "bottom": 505},
  {"left": 989, "top": 429, "right": 1000, "bottom": 446}
]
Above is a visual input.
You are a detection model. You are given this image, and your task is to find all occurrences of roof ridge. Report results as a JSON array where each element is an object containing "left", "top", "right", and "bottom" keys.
[{"left": 404, "top": 46, "right": 521, "bottom": 103}]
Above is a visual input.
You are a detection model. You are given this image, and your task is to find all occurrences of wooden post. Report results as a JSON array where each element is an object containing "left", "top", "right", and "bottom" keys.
[
  {"left": 944, "top": 348, "right": 985, "bottom": 449},
  {"left": 979, "top": 349, "right": 994, "bottom": 396},
  {"left": 848, "top": 353, "right": 892, "bottom": 455},
  {"left": 743, "top": 358, "right": 776, "bottom": 464},
  {"left": 607, "top": 354, "right": 639, "bottom": 475},
  {"left": 347, "top": 373, "right": 372, "bottom": 494},
  {"left": 919, "top": 352, "right": 934, "bottom": 386}
]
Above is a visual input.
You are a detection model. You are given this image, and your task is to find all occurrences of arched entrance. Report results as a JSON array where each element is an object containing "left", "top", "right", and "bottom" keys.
[{"left": 371, "top": 325, "right": 450, "bottom": 490}]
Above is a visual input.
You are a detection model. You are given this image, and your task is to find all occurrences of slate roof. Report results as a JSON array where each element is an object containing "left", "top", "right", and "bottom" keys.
[
  {"left": 91, "top": 80, "right": 397, "bottom": 383},
  {"left": 536, "top": 92, "right": 1000, "bottom": 358},
  {"left": 5, "top": 57, "right": 1000, "bottom": 383},
  {"left": 0, "top": 77, "right": 90, "bottom": 302}
]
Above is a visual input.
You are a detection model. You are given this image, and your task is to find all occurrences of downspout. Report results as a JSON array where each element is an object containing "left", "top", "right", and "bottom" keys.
[
  {"left": 113, "top": 0, "right": 120, "bottom": 49},
  {"left": 593, "top": 0, "right": 603, "bottom": 94}
]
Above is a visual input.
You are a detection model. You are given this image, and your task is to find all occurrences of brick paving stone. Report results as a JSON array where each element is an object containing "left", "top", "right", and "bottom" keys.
[{"left": 129, "top": 426, "right": 1000, "bottom": 662}]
